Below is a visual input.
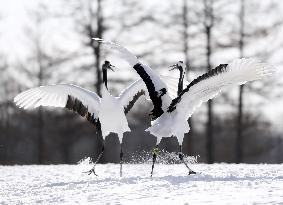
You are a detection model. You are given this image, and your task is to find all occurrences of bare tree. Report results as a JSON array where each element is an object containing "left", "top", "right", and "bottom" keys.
[
  {"left": 235, "top": 0, "right": 245, "bottom": 163},
  {"left": 234, "top": 0, "right": 283, "bottom": 163},
  {"left": 87, "top": 0, "right": 103, "bottom": 95},
  {"left": 64, "top": 0, "right": 105, "bottom": 95},
  {"left": 181, "top": 0, "right": 195, "bottom": 156},
  {"left": 203, "top": 0, "right": 215, "bottom": 164}
]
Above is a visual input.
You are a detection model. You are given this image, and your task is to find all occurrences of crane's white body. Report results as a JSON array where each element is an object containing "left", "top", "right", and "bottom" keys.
[
  {"left": 98, "top": 85, "right": 130, "bottom": 140},
  {"left": 97, "top": 39, "right": 275, "bottom": 145}
]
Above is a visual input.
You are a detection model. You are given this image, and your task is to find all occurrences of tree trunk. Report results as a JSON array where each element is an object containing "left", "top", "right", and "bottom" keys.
[
  {"left": 205, "top": 25, "right": 213, "bottom": 163},
  {"left": 87, "top": 0, "right": 103, "bottom": 96},
  {"left": 206, "top": 99, "right": 214, "bottom": 163},
  {"left": 204, "top": 0, "right": 214, "bottom": 163},
  {"left": 236, "top": 0, "right": 245, "bottom": 163},
  {"left": 87, "top": 0, "right": 104, "bottom": 162},
  {"left": 62, "top": 140, "right": 70, "bottom": 164},
  {"left": 94, "top": 0, "right": 103, "bottom": 96},
  {"left": 37, "top": 41, "right": 44, "bottom": 164},
  {"left": 182, "top": 0, "right": 194, "bottom": 155},
  {"left": 37, "top": 107, "right": 44, "bottom": 164}
]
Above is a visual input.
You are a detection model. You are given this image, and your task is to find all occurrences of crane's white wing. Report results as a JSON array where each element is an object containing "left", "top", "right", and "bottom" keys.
[
  {"left": 118, "top": 79, "right": 149, "bottom": 114},
  {"left": 147, "top": 58, "right": 275, "bottom": 144},
  {"left": 167, "top": 58, "right": 275, "bottom": 118},
  {"left": 94, "top": 38, "right": 139, "bottom": 67},
  {"left": 96, "top": 38, "right": 172, "bottom": 120},
  {"left": 14, "top": 84, "right": 101, "bottom": 124}
]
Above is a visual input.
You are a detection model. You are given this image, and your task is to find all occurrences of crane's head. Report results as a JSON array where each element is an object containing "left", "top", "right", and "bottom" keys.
[
  {"left": 102, "top": 60, "right": 115, "bottom": 72},
  {"left": 169, "top": 61, "right": 185, "bottom": 72}
]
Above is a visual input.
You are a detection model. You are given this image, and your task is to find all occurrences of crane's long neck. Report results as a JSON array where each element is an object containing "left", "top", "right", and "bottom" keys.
[
  {"left": 178, "top": 67, "right": 185, "bottom": 95},
  {"left": 102, "top": 68, "right": 108, "bottom": 90}
]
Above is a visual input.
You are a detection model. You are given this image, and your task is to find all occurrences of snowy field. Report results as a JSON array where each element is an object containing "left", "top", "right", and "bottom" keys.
[{"left": 1, "top": 163, "right": 283, "bottom": 204}]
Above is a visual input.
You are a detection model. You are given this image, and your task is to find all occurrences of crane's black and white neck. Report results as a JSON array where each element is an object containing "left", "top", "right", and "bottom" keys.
[
  {"left": 169, "top": 61, "right": 186, "bottom": 95},
  {"left": 102, "top": 60, "right": 115, "bottom": 90}
]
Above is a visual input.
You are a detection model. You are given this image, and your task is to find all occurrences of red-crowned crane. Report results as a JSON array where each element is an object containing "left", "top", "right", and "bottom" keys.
[{"left": 14, "top": 61, "right": 149, "bottom": 177}]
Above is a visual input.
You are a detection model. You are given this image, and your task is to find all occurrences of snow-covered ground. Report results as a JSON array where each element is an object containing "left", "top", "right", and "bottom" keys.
[{"left": 1, "top": 163, "right": 283, "bottom": 204}]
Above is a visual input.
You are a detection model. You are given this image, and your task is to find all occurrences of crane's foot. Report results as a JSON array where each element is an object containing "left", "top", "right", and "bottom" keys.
[
  {"left": 83, "top": 167, "right": 98, "bottom": 176},
  {"left": 189, "top": 170, "right": 197, "bottom": 175},
  {"left": 83, "top": 149, "right": 104, "bottom": 176},
  {"left": 178, "top": 152, "right": 196, "bottom": 175}
]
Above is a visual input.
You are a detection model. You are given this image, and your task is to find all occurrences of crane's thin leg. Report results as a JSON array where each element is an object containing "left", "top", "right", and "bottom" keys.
[
  {"left": 84, "top": 144, "right": 105, "bottom": 176},
  {"left": 150, "top": 145, "right": 159, "bottom": 177},
  {"left": 120, "top": 143, "right": 123, "bottom": 177},
  {"left": 178, "top": 145, "right": 196, "bottom": 175}
]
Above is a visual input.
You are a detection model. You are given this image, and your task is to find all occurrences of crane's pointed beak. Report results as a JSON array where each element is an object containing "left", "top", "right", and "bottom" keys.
[
  {"left": 109, "top": 64, "right": 115, "bottom": 72},
  {"left": 169, "top": 64, "right": 178, "bottom": 71}
]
